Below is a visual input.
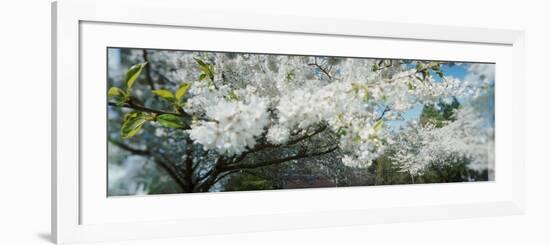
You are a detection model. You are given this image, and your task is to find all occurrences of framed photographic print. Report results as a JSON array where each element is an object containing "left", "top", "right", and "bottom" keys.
[{"left": 52, "top": 0, "right": 525, "bottom": 244}]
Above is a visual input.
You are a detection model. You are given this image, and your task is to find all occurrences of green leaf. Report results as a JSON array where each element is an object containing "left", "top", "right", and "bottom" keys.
[
  {"left": 123, "top": 111, "right": 138, "bottom": 120},
  {"left": 108, "top": 87, "right": 128, "bottom": 105},
  {"left": 121, "top": 112, "right": 150, "bottom": 139},
  {"left": 351, "top": 83, "right": 360, "bottom": 94},
  {"left": 372, "top": 63, "right": 379, "bottom": 71},
  {"left": 193, "top": 57, "right": 207, "bottom": 67},
  {"left": 336, "top": 127, "right": 347, "bottom": 136},
  {"left": 125, "top": 62, "right": 148, "bottom": 90},
  {"left": 421, "top": 70, "right": 430, "bottom": 80},
  {"left": 152, "top": 89, "right": 175, "bottom": 102},
  {"left": 157, "top": 114, "right": 184, "bottom": 128},
  {"left": 112, "top": 96, "right": 127, "bottom": 106},
  {"left": 416, "top": 62, "right": 425, "bottom": 71},
  {"left": 194, "top": 58, "right": 215, "bottom": 82},
  {"left": 175, "top": 83, "right": 192, "bottom": 101},
  {"left": 436, "top": 71, "right": 445, "bottom": 78},
  {"left": 286, "top": 70, "right": 295, "bottom": 81},
  {"left": 407, "top": 81, "right": 415, "bottom": 90},
  {"left": 108, "top": 87, "right": 126, "bottom": 97},
  {"left": 373, "top": 119, "right": 384, "bottom": 131},
  {"left": 208, "top": 64, "right": 215, "bottom": 81},
  {"left": 226, "top": 89, "right": 239, "bottom": 101},
  {"left": 199, "top": 73, "right": 207, "bottom": 81}
]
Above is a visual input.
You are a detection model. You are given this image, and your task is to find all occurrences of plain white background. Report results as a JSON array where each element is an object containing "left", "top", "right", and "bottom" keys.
[{"left": 0, "top": 0, "right": 548, "bottom": 244}]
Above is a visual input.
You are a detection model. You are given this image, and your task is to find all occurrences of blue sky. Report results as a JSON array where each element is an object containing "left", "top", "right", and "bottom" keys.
[{"left": 388, "top": 63, "right": 472, "bottom": 130}]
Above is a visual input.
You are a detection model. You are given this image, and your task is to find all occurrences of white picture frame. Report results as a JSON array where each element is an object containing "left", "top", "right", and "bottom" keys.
[{"left": 52, "top": 0, "right": 525, "bottom": 244}]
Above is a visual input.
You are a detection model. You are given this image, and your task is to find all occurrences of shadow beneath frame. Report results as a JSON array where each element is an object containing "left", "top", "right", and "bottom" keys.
[{"left": 37, "top": 233, "right": 52, "bottom": 243}]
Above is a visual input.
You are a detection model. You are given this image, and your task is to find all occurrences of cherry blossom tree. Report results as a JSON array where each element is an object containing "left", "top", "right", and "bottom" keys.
[{"left": 107, "top": 49, "right": 494, "bottom": 194}]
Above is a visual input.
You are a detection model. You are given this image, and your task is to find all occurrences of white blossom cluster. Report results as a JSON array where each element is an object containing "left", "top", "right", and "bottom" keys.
[
  {"left": 185, "top": 80, "right": 231, "bottom": 115},
  {"left": 337, "top": 119, "right": 388, "bottom": 167},
  {"left": 366, "top": 69, "right": 482, "bottom": 118},
  {"left": 273, "top": 80, "right": 390, "bottom": 166},
  {"left": 266, "top": 125, "right": 290, "bottom": 145},
  {"left": 188, "top": 95, "right": 269, "bottom": 156},
  {"left": 276, "top": 81, "right": 364, "bottom": 130},
  {"left": 391, "top": 107, "right": 494, "bottom": 174},
  {"left": 119, "top": 49, "right": 493, "bottom": 173}
]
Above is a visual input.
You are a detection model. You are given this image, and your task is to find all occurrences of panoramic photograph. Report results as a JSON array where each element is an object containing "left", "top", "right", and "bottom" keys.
[{"left": 107, "top": 47, "right": 495, "bottom": 196}]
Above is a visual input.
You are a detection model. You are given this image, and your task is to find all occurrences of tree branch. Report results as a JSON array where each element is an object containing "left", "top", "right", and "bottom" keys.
[
  {"left": 383, "top": 71, "right": 418, "bottom": 83},
  {"left": 231, "top": 124, "right": 329, "bottom": 165},
  {"left": 199, "top": 145, "right": 339, "bottom": 192},
  {"left": 108, "top": 100, "right": 193, "bottom": 130},
  {"left": 213, "top": 169, "right": 241, "bottom": 184},
  {"left": 183, "top": 139, "right": 195, "bottom": 192},
  {"left": 196, "top": 169, "right": 212, "bottom": 184},
  {"left": 221, "top": 146, "right": 339, "bottom": 172},
  {"left": 109, "top": 139, "right": 149, "bottom": 155},
  {"left": 196, "top": 157, "right": 227, "bottom": 192},
  {"left": 375, "top": 106, "right": 390, "bottom": 121},
  {"left": 383, "top": 62, "right": 443, "bottom": 83},
  {"left": 108, "top": 139, "right": 188, "bottom": 191},
  {"left": 142, "top": 50, "right": 156, "bottom": 91},
  {"left": 287, "top": 125, "right": 328, "bottom": 145},
  {"left": 108, "top": 101, "right": 181, "bottom": 117},
  {"left": 308, "top": 57, "right": 332, "bottom": 80},
  {"left": 372, "top": 60, "right": 394, "bottom": 72},
  {"left": 153, "top": 157, "right": 188, "bottom": 192},
  {"left": 151, "top": 67, "right": 178, "bottom": 85}
]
